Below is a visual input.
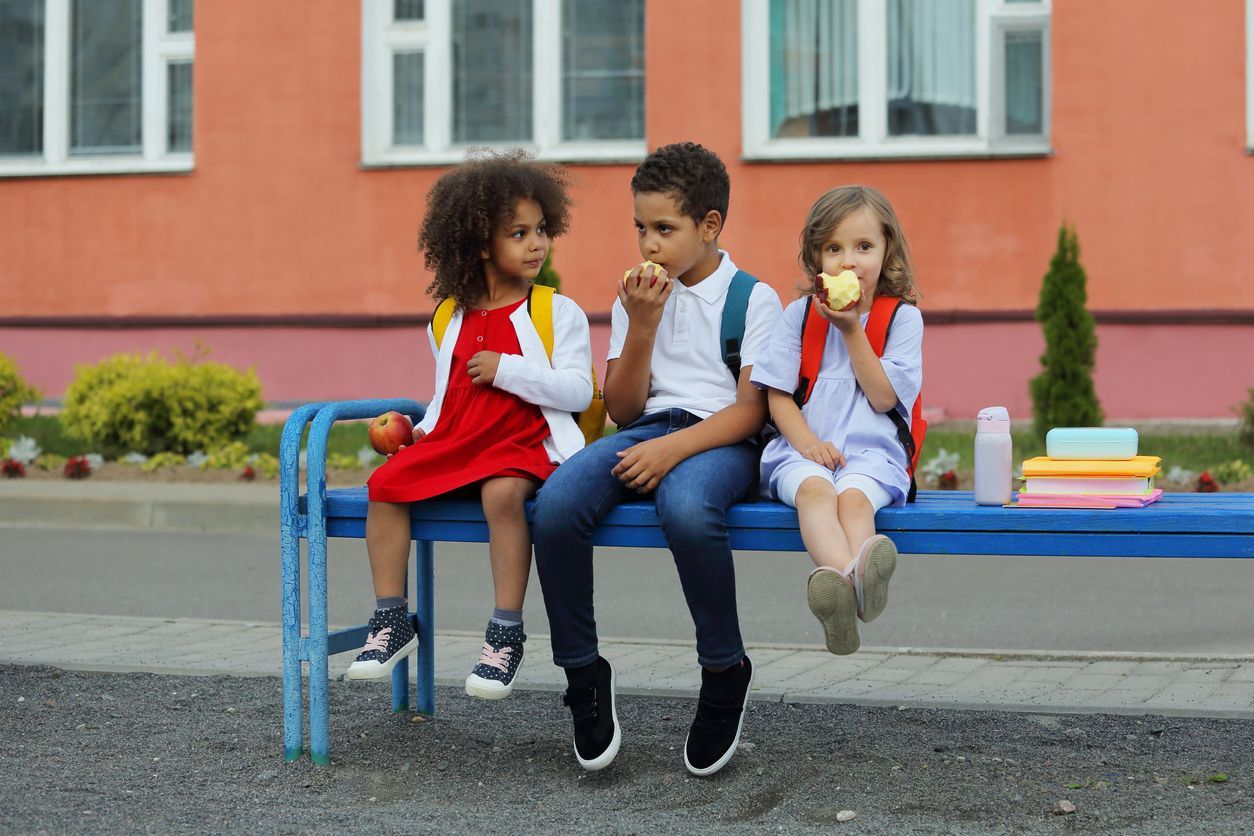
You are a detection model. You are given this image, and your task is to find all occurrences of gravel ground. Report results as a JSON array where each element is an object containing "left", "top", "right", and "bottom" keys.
[{"left": 1, "top": 665, "right": 1250, "bottom": 834}]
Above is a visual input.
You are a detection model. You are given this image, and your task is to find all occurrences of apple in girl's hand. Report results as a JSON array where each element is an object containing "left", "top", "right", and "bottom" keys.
[
  {"left": 623, "top": 260, "right": 666, "bottom": 288},
  {"left": 816, "top": 270, "right": 861, "bottom": 311},
  {"left": 368, "top": 411, "right": 414, "bottom": 456}
]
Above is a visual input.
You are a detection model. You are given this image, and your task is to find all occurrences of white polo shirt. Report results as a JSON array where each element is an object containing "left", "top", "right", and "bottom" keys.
[{"left": 608, "top": 251, "right": 783, "bottom": 420}]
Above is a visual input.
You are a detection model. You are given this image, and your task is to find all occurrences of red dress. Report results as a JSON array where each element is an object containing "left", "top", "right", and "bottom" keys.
[{"left": 368, "top": 297, "right": 556, "bottom": 503}]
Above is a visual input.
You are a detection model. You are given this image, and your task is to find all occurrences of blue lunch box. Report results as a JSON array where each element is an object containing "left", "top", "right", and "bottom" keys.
[{"left": 1045, "top": 427, "right": 1138, "bottom": 460}]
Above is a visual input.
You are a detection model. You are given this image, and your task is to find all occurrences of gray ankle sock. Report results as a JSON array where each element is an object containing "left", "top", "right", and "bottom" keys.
[
  {"left": 491, "top": 607, "right": 523, "bottom": 627},
  {"left": 376, "top": 596, "right": 407, "bottom": 610}
]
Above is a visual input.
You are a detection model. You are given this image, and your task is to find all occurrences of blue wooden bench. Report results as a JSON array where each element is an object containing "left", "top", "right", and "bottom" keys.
[{"left": 279, "top": 399, "right": 1254, "bottom": 764}]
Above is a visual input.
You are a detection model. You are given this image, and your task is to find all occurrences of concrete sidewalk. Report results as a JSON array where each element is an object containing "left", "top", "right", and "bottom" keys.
[{"left": 2, "top": 609, "right": 1251, "bottom": 719}]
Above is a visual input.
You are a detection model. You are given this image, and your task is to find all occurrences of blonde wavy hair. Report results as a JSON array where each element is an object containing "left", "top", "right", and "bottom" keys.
[{"left": 798, "top": 185, "right": 920, "bottom": 304}]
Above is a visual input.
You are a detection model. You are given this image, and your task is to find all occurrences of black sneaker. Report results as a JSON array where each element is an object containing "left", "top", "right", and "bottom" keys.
[
  {"left": 344, "top": 605, "right": 418, "bottom": 681},
  {"left": 684, "top": 656, "right": 754, "bottom": 776},
  {"left": 464, "top": 621, "right": 526, "bottom": 700},
  {"left": 561, "top": 657, "right": 620, "bottom": 771}
]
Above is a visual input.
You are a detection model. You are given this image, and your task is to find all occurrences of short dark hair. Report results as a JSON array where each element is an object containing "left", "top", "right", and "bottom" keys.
[
  {"left": 417, "top": 148, "right": 571, "bottom": 311},
  {"left": 630, "top": 142, "right": 730, "bottom": 227}
]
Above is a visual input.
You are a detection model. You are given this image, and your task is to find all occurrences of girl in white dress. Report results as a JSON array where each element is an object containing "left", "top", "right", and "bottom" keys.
[{"left": 750, "top": 185, "right": 923, "bottom": 656}]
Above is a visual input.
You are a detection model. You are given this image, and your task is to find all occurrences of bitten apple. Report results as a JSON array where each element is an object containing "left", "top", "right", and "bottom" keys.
[
  {"left": 623, "top": 260, "right": 666, "bottom": 288},
  {"left": 368, "top": 411, "right": 415, "bottom": 456},
  {"left": 816, "top": 270, "right": 861, "bottom": 311}
]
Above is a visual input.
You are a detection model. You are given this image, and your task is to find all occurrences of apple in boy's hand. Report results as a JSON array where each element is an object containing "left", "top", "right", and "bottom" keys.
[
  {"left": 816, "top": 270, "right": 861, "bottom": 311},
  {"left": 623, "top": 260, "right": 667, "bottom": 288},
  {"left": 368, "top": 411, "right": 415, "bottom": 456}
]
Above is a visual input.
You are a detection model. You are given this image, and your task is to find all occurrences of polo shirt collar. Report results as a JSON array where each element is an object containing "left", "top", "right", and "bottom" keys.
[{"left": 678, "top": 250, "right": 737, "bottom": 304}]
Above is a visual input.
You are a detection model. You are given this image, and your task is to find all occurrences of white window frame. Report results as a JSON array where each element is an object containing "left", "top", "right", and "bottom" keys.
[
  {"left": 741, "top": 0, "right": 1051, "bottom": 161},
  {"left": 361, "top": 0, "right": 646, "bottom": 166},
  {"left": 1247, "top": 0, "right": 1253, "bottom": 150},
  {"left": 0, "top": 0, "right": 194, "bottom": 178}
]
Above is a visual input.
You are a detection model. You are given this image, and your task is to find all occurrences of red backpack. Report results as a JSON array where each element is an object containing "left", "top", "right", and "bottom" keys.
[{"left": 792, "top": 295, "right": 927, "bottom": 502}]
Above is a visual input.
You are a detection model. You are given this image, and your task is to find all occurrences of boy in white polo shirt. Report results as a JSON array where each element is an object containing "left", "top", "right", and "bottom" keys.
[{"left": 533, "top": 142, "right": 783, "bottom": 777}]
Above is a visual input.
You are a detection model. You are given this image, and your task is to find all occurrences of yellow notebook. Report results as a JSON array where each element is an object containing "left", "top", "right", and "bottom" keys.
[{"left": 1021, "top": 455, "right": 1161, "bottom": 479}]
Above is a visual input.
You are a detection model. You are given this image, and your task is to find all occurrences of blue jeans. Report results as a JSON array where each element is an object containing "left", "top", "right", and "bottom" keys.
[{"left": 533, "top": 409, "right": 759, "bottom": 669}]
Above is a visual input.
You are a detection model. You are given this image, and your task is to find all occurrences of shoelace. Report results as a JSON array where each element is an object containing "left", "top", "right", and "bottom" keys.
[
  {"left": 361, "top": 627, "right": 392, "bottom": 654},
  {"left": 691, "top": 697, "right": 742, "bottom": 734},
  {"left": 562, "top": 684, "right": 598, "bottom": 725},
  {"left": 476, "top": 642, "right": 514, "bottom": 673}
]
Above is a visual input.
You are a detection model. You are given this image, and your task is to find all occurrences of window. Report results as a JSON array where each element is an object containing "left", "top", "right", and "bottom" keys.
[
  {"left": 1248, "top": 0, "right": 1253, "bottom": 150},
  {"left": 361, "top": 0, "right": 645, "bottom": 165},
  {"left": 743, "top": 0, "right": 1050, "bottom": 160},
  {"left": 0, "top": 0, "right": 195, "bottom": 177}
]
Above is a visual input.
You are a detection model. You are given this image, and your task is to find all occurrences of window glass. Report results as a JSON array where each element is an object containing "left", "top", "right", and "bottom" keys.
[
  {"left": 0, "top": 0, "right": 44, "bottom": 155},
  {"left": 1005, "top": 29, "right": 1042, "bottom": 134},
  {"left": 451, "top": 0, "right": 532, "bottom": 143},
  {"left": 168, "top": 61, "right": 193, "bottom": 151},
  {"left": 71, "top": 0, "right": 143, "bottom": 154},
  {"left": 887, "top": 0, "right": 976, "bottom": 136},
  {"left": 769, "top": 0, "right": 858, "bottom": 138},
  {"left": 168, "top": 0, "right": 193, "bottom": 32},
  {"left": 393, "top": 51, "right": 424, "bottom": 145},
  {"left": 561, "top": 0, "right": 644, "bottom": 141},
  {"left": 394, "top": 0, "right": 424, "bottom": 21}
]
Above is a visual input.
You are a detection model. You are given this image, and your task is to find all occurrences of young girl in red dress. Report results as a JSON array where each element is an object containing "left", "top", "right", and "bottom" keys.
[{"left": 345, "top": 151, "right": 593, "bottom": 699}]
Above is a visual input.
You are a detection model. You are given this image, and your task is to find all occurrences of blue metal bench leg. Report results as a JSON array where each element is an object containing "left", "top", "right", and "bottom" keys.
[
  {"left": 307, "top": 517, "right": 331, "bottom": 766},
  {"left": 390, "top": 564, "right": 410, "bottom": 713},
  {"left": 416, "top": 539, "right": 435, "bottom": 716},
  {"left": 280, "top": 529, "right": 304, "bottom": 761}
]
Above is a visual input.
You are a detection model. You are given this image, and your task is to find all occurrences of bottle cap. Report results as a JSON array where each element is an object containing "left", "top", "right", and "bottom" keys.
[{"left": 977, "top": 406, "right": 1011, "bottom": 433}]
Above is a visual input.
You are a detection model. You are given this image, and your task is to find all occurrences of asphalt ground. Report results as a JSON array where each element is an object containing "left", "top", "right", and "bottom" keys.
[{"left": 2, "top": 665, "right": 1251, "bottom": 834}]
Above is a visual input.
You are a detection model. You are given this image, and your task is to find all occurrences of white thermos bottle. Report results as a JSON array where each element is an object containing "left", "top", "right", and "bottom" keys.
[{"left": 974, "top": 406, "right": 1013, "bottom": 506}]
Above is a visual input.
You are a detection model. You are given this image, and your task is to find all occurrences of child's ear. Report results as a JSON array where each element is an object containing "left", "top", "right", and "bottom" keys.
[{"left": 701, "top": 210, "right": 723, "bottom": 243}]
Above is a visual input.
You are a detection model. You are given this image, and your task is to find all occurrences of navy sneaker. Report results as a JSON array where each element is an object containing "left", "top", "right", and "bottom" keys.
[
  {"left": 684, "top": 656, "right": 754, "bottom": 776},
  {"left": 464, "top": 621, "right": 526, "bottom": 700},
  {"left": 344, "top": 605, "right": 418, "bottom": 681},
  {"left": 562, "top": 657, "right": 620, "bottom": 771}
]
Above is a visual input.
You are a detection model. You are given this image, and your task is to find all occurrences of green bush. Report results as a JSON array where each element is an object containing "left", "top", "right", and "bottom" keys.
[
  {"left": 61, "top": 352, "right": 263, "bottom": 456},
  {"left": 534, "top": 249, "right": 561, "bottom": 291},
  {"left": 1238, "top": 387, "right": 1254, "bottom": 451},
  {"left": 1029, "top": 225, "right": 1103, "bottom": 442},
  {"left": 0, "top": 352, "right": 39, "bottom": 437}
]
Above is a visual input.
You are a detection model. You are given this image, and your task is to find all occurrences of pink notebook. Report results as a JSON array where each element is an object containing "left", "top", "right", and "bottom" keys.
[{"left": 1013, "top": 489, "right": 1163, "bottom": 509}]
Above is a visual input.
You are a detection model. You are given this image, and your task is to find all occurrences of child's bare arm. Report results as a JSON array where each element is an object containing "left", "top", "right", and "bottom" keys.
[
  {"left": 611, "top": 367, "right": 767, "bottom": 493},
  {"left": 766, "top": 387, "right": 845, "bottom": 471},
  {"left": 817, "top": 299, "right": 899, "bottom": 412},
  {"left": 603, "top": 269, "right": 672, "bottom": 425}
]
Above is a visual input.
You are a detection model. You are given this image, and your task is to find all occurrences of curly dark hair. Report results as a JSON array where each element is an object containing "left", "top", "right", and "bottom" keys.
[
  {"left": 418, "top": 148, "right": 572, "bottom": 311},
  {"left": 630, "top": 142, "right": 730, "bottom": 228}
]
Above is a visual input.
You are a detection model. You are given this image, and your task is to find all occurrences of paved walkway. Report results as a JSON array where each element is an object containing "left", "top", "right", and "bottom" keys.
[{"left": 2, "top": 609, "right": 1251, "bottom": 718}]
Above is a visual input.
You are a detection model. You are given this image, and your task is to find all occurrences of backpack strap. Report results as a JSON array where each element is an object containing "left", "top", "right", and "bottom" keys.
[
  {"left": 866, "top": 295, "right": 919, "bottom": 502},
  {"left": 720, "top": 270, "right": 758, "bottom": 382},
  {"left": 793, "top": 297, "right": 829, "bottom": 407},
  {"left": 432, "top": 297, "right": 457, "bottom": 348},
  {"left": 526, "top": 284, "right": 556, "bottom": 361}
]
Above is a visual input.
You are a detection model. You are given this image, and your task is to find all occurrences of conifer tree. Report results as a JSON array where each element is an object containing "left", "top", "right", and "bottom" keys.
[
  {"left": 1029, "top": 225, "right": 1103, "bottom": 441},
  {"left": 534, "top": 249, "right": 560, "bottom": 291}
]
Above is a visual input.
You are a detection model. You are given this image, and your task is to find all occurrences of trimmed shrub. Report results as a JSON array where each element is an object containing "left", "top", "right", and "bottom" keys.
[
  {"left": 1029, "top": 225, "right": 1103, "bottom": 442},
  {"left": 1238, "top": 387, "right": 1254, "bottom": 451},
  {"left": 534, "top": 248, "right": 561, "bottom": 291},
  {"left": 0, "top": 352, "right": 39, "bottom": 437},
  {"left": 61, "top": 352, "right": 263, "bottom": 456}
]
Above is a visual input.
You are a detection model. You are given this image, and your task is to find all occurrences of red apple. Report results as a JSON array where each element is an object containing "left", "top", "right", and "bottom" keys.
[{"left": 368, "top": 411, "right": 414, "bottom": 456}]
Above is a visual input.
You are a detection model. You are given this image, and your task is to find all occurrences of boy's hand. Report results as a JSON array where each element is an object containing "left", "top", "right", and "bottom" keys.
[
  {"left": 800, "top": 439, "right": 846, "bottom": 471},
  {"left": 467, "top": 351, "right": 502, "bottom": 385},
  {"left": 618, "top": 263, "right": 673, "bottom": 331},
  {"left": 815, "top": 296, "right": 861, "bottom": 335},
  {"left": 612, "top": 434, "right": 684, "bottom": 494}
]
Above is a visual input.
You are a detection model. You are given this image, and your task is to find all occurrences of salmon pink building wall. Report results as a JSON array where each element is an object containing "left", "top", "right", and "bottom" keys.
[{"left": 1, "top": 0, "right": 1252, "bottom": 421}]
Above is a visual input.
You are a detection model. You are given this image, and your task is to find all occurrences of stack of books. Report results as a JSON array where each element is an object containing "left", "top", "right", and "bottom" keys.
[{"left": 1016, "top": 455, "right": 1163, "bottom": 508}]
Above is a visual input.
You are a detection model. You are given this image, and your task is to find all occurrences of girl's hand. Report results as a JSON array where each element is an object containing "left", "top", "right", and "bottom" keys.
[
  {"left": 386, "top": 427, "right": 425, "bottom": 459},
  {"left": 618, "top": 263, "right": 673, "bottom": 332},
  {"left": 412, "top": 427, "right": 426, "bottom": 443},
  {"left": 814, "top": 295, "right": 861, "bottom": 335},
  {"left": 800, "top": 440, "right": 846, "bottom": 471},
  {"left": 467, "top": 351, "right": 502, "bottom": 385},
  {"left": 612, "top": 434, "right": 684, "bottom": 494}
]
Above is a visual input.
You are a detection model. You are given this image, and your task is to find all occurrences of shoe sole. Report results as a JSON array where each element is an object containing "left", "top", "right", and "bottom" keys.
[
  {"left": 858, "top": 535, "right": 898, "bottom": 623},
  {"left": 344, "top": 635, "right": 419, "bottom": 681},
  {"left": 684, "top": 657, "right": 756, "bottom": 777},
  {"left": 575, "top": 663, "right": 621, "bottom": 772},
  {"left": 464, "top": 656, "right": 522, "bottom": 700},
  {"left": 807, "top": 570, "right": 860, "bottom": 655}
]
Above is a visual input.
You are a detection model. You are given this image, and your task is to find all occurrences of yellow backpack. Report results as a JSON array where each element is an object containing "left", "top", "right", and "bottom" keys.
[{"left": 431, "top": 284, "right": 607, "bottom": 445}]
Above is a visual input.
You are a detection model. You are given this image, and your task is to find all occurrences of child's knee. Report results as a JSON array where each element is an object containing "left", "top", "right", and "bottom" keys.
[
  {"left": 481, "top": 478, "right": 532, "bottom": 521},
  {"left": 836, "top": 488, "right": 872, "bottom": 518},
  {"left": 795, "top": 476, "right": 837, "bottom": 507}
]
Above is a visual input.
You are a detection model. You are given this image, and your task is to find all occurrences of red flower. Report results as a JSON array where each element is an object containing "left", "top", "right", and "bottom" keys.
[
  {"left": 64, "top": 456, "right": 92, "bottom": 479},
  {"left": 938, "top": 470, "right": 958, "bottom": 490},
  {"left": 2, "top": 459, "right": 26, "bottom": 478},
  {"left": 1196, "top": 471, "right": 1219, "bottom": 493},
  {"left": 240, "top": 465, "right": 256, "bottom": 481}
]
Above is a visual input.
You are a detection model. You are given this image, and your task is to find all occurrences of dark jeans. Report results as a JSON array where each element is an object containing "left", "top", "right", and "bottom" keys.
[{"left": 532, "top": 409, "right": 759, "bottom": 669}]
